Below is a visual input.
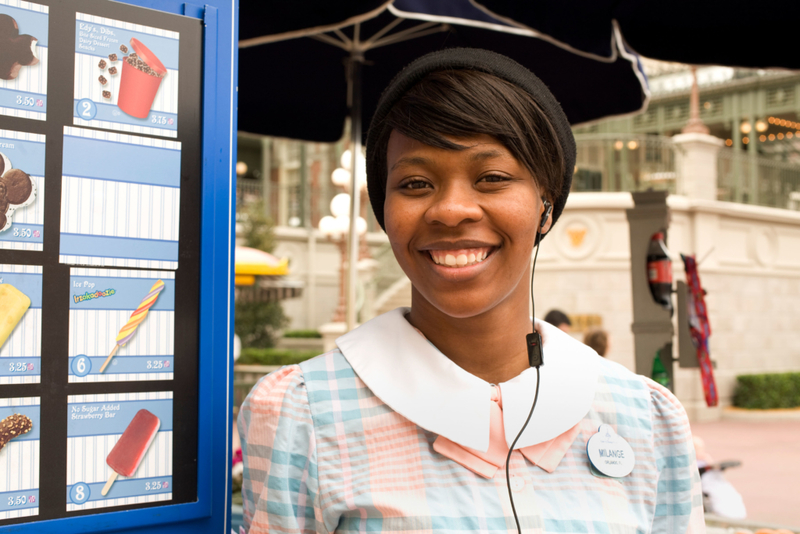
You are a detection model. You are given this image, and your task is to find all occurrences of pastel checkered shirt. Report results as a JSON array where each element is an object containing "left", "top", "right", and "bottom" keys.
[{"left": 239, "top": 311, "right": 705, "bottom": 534}]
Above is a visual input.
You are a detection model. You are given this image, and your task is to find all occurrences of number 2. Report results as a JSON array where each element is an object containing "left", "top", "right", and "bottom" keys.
[{"left": 81, "top": 102, "right": 92, "bottom": 117}]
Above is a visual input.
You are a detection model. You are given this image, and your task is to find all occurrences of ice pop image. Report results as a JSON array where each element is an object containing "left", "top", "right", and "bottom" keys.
[
  {"left": 101, "top": 409, "right": 161, "bottom": 496},
  {"left": 0, "top": 413, "right": 32, "bottom": 452},
  {"left": 0, "top": 283, "right": 31, "bottom": 350},
  {"left": 99, "top": 280, "right": 165, "bottom": 373}
]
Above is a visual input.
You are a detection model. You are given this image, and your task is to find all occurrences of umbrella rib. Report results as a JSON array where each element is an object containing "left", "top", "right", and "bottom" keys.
[
  {"left": 361, "top": 17, "right": 404, "bottom": 48},
  {"left": 333, "top": 28, "right": 353, "bottom": 47},
  {"left": 370, "top": 23, "right": 449, "bottom": 50},
  {"left": 310, "top": 32, "right": 352, "bottom": 51}
]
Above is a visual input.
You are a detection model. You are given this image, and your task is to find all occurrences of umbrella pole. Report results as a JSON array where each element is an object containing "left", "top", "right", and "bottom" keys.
[{"left": 346, "top": 47, "right": 364, "bottom": 332}]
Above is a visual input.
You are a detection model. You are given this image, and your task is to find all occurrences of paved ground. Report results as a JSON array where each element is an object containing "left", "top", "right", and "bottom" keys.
[{"left": 692, "top": 418, "right": 800, "bottom": 529}]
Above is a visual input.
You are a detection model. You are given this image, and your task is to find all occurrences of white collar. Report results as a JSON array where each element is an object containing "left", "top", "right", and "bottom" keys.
[{"left": 336, "top": 307, "right": 599, "bottom": 453}]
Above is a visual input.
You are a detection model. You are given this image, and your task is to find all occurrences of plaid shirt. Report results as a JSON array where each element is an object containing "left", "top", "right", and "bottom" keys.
[{"left": 239, "top": 350, "right": 705, "bottom": 534}]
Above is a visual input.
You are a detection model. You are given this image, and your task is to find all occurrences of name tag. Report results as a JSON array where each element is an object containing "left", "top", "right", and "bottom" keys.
[{"left": 587, "top": 424, "right": 635, "bottom": 478}]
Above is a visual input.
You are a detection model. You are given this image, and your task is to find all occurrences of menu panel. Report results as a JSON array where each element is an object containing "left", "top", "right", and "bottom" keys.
[
  {"left": 59, "top": 126, "right": 181, "bottom": 269},
  {"left": 73, "top": 13, "right": 178, "bottom": 138},
  {"left": 66, "top": 392, "right": 172, "bottom": 511},
  {"left": 0, "top": 0, "right": 48, "bottom": 121},
  {"left": 69, "top": 268, "right": 175, "bottom": 383},
  {"left": 0, "top": 129, "right": 45, "bottom": 251},
  {"left": 0, "top": 397, "right": 39, "bottom": 520},
  {"left": 0, "top": 264, "right": 41, "bottom": 384}
]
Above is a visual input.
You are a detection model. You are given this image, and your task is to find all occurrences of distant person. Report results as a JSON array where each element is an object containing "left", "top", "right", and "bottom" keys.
[
  {"left": 583, "top": 329, "right": 609, "bottom": 357},
  {"left": 544, "top": 309, "right": 571, "bottom": 332}
]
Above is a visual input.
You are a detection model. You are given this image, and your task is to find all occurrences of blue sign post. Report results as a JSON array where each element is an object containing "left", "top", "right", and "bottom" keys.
[{"left": 0, "top": 0, "right": 237, "bottom": 532}]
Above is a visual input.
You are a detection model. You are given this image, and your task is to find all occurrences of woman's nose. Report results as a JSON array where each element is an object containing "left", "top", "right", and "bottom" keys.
[{"left": 424, "top": 182, "right": 483, "bottom": 227}]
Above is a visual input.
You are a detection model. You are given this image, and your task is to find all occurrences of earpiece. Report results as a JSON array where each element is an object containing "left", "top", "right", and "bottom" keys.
[{"left": 540, "top": 199, "right": 552, "bottom": 231}]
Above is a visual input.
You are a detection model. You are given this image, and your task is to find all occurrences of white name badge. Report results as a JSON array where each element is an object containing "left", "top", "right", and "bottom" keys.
[{"left": 586, "top": 424, "right": 635, "bottom": 478}]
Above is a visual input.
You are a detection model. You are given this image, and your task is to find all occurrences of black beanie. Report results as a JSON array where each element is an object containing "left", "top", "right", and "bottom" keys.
[{"left": 365, "top": 48, "right": 576, "bottom": 235}]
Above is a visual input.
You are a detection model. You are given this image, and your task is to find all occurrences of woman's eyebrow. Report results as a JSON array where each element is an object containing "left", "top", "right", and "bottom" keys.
[
  {"left": 469, "top": 149, "right": 506, "bottom": 162},
  {"left": 390, "top": 156, "right": 431, "bottom": 171}
]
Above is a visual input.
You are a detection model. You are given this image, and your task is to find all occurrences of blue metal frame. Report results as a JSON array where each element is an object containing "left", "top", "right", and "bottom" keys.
[{"left": 4, "top": 1, "right": 238, "bottom": 533}]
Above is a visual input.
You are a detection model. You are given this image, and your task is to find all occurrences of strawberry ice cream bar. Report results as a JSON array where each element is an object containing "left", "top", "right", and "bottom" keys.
[{"left": 102, "top": 409, "right": 160, "bottom": 495}]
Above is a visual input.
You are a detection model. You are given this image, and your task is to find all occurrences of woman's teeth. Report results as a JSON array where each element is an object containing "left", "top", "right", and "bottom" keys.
[{"left": 429, "top": 248, "right": 491, "bottom": 267}]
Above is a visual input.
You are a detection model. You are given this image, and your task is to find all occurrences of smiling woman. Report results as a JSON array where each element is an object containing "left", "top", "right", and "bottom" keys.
[{"left": 238, "top": 49, "right": 705, "bottom": 534}]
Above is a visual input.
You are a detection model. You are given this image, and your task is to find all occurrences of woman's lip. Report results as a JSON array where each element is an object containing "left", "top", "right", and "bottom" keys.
[{"left": 421, "top": 247, "right": 498, "bottom": 280}]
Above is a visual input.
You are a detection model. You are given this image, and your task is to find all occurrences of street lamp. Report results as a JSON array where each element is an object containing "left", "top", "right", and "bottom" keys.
[{"left": 319, "top": 187, "right": 367, "bottom": 323}]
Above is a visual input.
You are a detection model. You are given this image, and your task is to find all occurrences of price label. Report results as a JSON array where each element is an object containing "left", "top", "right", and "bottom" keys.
[
  {"left": 11, "top": 227, "right": 39, "bottom": 239},
  {"left": 6, "top": 494, "right": 28, "bottom": 506},
  {"left": 144, "top": 480, "right": 169, "bottom": 491},
  {"left": 15, "top": 95, "right": 35, "bottom": 107},
  {"left": 146, "top": 360, "right": 168, "bottom": 370},
  {"left": 150, "top": 114, "right": 169, "bottom": 125},
  {"left": 8, "top": 362, "right": 30, "bottom": 373}
]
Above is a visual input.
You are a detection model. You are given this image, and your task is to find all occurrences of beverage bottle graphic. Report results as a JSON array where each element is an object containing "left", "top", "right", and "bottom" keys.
[{"left": 646, "top": 231, "right": 673, "bottom": 315}]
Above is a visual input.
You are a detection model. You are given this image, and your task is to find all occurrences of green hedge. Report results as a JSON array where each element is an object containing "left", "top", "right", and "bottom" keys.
[
  {"left": 283, "top": 329, "right": 322, "bottom": 339},
  {"left": 732, "top": 372, "right": 800, "bottom": 409},
  {"left": 237, "top": 347, "right": 321, "bottom": 366}
]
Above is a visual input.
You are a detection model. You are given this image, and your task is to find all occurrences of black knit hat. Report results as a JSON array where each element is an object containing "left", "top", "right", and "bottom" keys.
[{"left": 365, "top": 48, "right": 576, "bottom": 235}]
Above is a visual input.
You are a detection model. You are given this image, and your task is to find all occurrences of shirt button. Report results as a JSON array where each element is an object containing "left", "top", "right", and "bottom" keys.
[{"left": 510, "top": 475, "right": 525, "bottom": 492}]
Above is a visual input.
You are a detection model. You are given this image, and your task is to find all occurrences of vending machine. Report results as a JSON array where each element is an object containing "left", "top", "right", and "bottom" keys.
[{"left": 0, "top": 0, "right": 237, "bottom": 532}]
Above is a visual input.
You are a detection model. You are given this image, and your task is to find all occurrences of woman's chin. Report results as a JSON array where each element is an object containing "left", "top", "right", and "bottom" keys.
[{"left": 412, "top": 289, "right": 507, "bottom": 321}]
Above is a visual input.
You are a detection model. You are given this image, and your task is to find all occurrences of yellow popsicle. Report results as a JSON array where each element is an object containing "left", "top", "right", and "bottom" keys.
[{"left": 0, "top": 284, "right": 30, "bottom": 350}]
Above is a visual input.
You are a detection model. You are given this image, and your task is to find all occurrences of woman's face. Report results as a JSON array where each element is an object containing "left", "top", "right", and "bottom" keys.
[{"left": 384, "top": 130, "right": 552, "bottom": 319}]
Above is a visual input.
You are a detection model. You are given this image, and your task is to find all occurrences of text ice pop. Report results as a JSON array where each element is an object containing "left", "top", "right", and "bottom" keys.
[
  {"left": 101, "top": 409, "right": 160, "bottom": 496},
  {"left": 0, "top": 283, "right": 31, "bottom": 350},
  {"left": 99, "top": 280, "right": 165, "bottom": 373}
]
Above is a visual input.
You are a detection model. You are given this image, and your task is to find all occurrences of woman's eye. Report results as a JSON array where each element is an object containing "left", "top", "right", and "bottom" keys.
[
  {"left": 404, "top": 180, "right": 430, "bottom": 190},
  {"left": 480, "top": 174, "right": 509, "bottom": 183}
]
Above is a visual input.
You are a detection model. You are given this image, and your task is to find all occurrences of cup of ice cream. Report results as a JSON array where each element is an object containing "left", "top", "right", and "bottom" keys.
[{"left": 117, "top": 38, "right": 167, "bottom": 119}]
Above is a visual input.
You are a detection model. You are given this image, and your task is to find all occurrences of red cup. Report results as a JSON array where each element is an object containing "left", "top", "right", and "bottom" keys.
[{"left": 117, "top": 38, "right": 167, "bottom": 119}]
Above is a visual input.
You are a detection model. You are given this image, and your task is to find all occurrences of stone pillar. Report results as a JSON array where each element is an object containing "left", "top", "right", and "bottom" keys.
[{"left": 672, "top": 132, "right": 724, "bottom": 201}]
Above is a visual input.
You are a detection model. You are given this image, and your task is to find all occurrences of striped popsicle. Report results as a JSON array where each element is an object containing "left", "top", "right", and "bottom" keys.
[{"left": 99, "top": 280, "right": 165, "bottom": 373}]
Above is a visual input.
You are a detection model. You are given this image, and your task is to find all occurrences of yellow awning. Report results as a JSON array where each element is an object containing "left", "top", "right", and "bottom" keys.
[{"left": 235, "top": 246, "right": 289, "bottom": 285}]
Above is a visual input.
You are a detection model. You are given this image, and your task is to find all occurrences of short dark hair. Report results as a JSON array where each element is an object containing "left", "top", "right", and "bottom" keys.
[
  {"left": 543, "top": 309, "right": 571, "bottom": 328},
  {"left": 372, "top": 69, "right": 565, "bottom": 207},
  {"left": 583, "top": 329, "right": 609, "bottom": 357}
]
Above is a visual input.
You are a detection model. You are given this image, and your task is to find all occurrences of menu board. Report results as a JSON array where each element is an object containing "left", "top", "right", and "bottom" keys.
[{"left": 0, "top": 0, "right": 201, "bottom": 527}]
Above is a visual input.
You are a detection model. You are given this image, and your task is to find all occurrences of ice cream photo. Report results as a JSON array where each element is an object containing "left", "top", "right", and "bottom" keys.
[
  {"left": 0, "top": 150, "right": 38, "bottom": 234},
  {"left": 0, "top": 283, "right": 30, "bottom": 350},
  {"left": 0, "top": 413, "right": 32, "bottom": 452},
  {"left": 100, "top": 279, "right": 166, "bottom": 373},
  {"left": 102, "top": 409, "right": 161, "bottom": 495},
  {"left": 117, "top": 38, "right": 167, "bottom": 118},
  {"left": 0, "top": 13, "right": 39, "bottom": 80}
]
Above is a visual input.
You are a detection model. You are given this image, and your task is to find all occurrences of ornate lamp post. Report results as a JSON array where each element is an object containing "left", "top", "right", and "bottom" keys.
[{"left": 318, "top": 176, "right": 367, "bottom": 323}]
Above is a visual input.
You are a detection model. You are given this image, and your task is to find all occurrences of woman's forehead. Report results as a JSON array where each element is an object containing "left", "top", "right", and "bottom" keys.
[{"left": 386, "top": 131, "right": 518, "bottom": 168}]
